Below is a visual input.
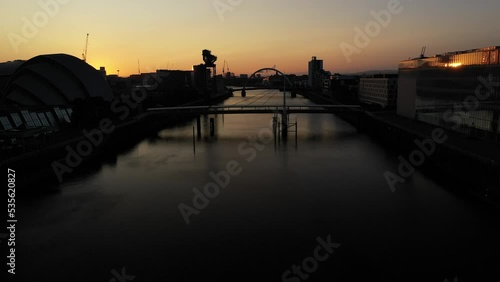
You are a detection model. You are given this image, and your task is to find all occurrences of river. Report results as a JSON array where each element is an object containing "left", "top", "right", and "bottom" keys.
[{"left": 17, "top": 89, "right": 500, "bottom": 282}]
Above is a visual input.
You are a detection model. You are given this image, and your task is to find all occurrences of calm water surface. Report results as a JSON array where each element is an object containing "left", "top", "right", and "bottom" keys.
[{"left": 17, "top": 90, "right": 500, "bottom": 281}]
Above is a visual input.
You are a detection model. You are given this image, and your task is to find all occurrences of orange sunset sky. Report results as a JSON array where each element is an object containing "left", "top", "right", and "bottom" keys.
[{"left": 1, "top": 0, "right": 500, "bottom": 76}]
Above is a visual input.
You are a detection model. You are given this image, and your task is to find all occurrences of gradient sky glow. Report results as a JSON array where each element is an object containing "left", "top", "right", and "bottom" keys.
[{"left": 1, "top": 0, "right": 500, "bottom": 76}]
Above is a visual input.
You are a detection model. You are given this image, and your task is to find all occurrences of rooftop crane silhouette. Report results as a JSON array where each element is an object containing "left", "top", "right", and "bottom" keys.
[{"left": 82, "top": 33, "right": 89, "bottom": 62}]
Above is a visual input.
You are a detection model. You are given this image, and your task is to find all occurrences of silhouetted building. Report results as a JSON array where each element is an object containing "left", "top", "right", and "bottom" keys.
[
  {"left": 0, "top": 54, "right": 113, "bottom": 152},
  {"left": 308, "top": 56, "right": 324, "bottom": 89},
  {"left": 151, "top": 70, "right": 198, "bottom": 106},
  {"left": 107, "top": 74, "right": 130, "bottom": 99},
  {"left": 398, "top": 46, "right": 500, "bottom": 139},
  {"left": 331, "top": 74, "right": 359, "bottom": 103},
  {"left": 359, "top": 74, "right": 398, "bottom": 108},
  {"left": 99, "top": 67, "right": 107, "bottom": 80},
  {"left": 193, "top": 49, "right": 225, "bottom": 99},
  {"left": 0, "top": 60, "right": 25, "bottom": 94},
  {"left": 322, "top": 72, "right": 332, "bottom": 94},
  {"left": 294, "top": 75, "right": 309, "bottom": 89}
]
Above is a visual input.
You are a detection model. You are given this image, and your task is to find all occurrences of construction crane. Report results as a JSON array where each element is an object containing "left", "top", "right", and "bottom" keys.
[
  {"left": 420, "top": 46, "right": 427, "bottom": 58},
  {"left": 82, "top": 33, "right": 89, "bottom": 62},
  {"left": 222, "top": 60, "right": 230, "bottom": 77}
]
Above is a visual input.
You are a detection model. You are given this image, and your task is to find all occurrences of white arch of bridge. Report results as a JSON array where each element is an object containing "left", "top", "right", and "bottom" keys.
[{"left": 241, "top": 67, "right": 294, "bottom": 98}]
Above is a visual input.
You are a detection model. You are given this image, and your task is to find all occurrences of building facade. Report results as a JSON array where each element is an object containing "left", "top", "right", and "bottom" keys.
[
  {"left": 359, "top": 75, "right": 398, "bottom": 108},
  {"left": 397, "top": 46, "right": 500, "bottom": 139}
]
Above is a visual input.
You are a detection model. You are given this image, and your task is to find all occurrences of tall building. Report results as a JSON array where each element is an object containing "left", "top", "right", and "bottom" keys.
[
  {"left": 359, "top": 74, "right": 398, "bottom": 108},
  {"left": 397, "top": 46, "right": 500, "bottom": 139},
  {"left": 308, "top": 56, "right": 324, "bottom": 88}
]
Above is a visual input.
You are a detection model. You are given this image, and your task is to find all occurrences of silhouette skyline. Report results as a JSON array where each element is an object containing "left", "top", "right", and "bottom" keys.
[{"left": 1, "top": 0, "right": 500, "bottom": 76}]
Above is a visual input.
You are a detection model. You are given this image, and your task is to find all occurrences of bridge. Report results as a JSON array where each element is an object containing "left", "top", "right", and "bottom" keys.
[
  {"left": 229, "top": 86, "right": 289, "bottom": 92},
  {"left": 148, "top": 67, "right": 359, "bottom": 139},
  {"left": 147, "top": 105, "right": 360, "bottom": 115},
  {"left": 148, "top": 104, "right": 360, "bottom": 140}
]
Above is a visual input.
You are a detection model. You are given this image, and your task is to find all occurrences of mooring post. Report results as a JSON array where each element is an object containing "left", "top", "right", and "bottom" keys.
[
  {"left": 196, "top": 116, "right": 201, "bottom": 139},
  {"left": 282, "top": 72, "right": 288, "bottom": 140},
  {"left": 272, "top": 115, "right": 276, "bottom": 145},
  {"left": 278, "top": 120, "right": 281, "bottom": 144},
  {"left": 210, "top": 118, "right": 215, "bottom": 137},
  {"left": 295, "top": 118, "right": 298, "bottom": 147},
  {"left": 281, "top": 111, "right": 288, "bottom": 140},
  {"left": 192, "top": 126, "right": 196, "bottom": 154}
]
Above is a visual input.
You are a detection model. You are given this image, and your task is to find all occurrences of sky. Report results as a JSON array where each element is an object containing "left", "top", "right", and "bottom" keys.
[{"left": 1, "top": 0, "right": 500, "bottom": 77}]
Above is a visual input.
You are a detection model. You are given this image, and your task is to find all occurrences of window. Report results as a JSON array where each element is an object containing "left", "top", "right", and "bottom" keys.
[
  {"left": 30, "top": 112, "right": 42, "bottom": 127},
  {"left": 0, "top": 116, "right": 13, "bottom": 130},
  {"left": 54, "top": 107, "right": 65, "bottom": 122},
  {"left": 21, "top": 110, "right": 35, "bottom": 127},
  {"left": 10, "top": 113, "right": 23, "bottom": 127},
  {"left": 38, "top": 113, "right": 50, "bottom": 127},
  {"left": 60, "top": 109, "right": 71, "bottom": 123},
  {"left": 45, "top": 112, "right": 57, "bottom": 126}
]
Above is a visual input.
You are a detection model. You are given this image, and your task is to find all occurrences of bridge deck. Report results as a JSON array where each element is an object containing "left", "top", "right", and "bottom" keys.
[{"left": 148, "top": 105, "right": 361, "bottom": 115}]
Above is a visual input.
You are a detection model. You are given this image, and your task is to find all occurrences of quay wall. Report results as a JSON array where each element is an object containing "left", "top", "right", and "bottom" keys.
[{"left": 300, "top": 91, "right": 500, "bottom": 205}]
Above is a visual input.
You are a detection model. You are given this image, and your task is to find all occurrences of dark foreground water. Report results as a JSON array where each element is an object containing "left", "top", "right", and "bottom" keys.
[{"left": 16, "top": 90, "right": 500, "bottom": 281}]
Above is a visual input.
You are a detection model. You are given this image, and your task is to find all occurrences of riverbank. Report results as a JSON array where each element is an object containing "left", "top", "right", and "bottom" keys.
[
  {"left": 301, "top": 91, "right": 500, "bottom": 206},
  {"left": 3, "top": 92, "right": 232, "bottom": 191}
]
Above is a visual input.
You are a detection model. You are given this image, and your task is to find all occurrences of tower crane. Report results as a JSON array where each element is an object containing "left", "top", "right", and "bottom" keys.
[
  {"left": 222, "top": 60, "right": 230, "bottom": 77},
  {"left": 82, "top": 33, "right": 89, "bottom": 62},
  {"left": 420, "top": 46, "right": 427, "bottom": 58}
]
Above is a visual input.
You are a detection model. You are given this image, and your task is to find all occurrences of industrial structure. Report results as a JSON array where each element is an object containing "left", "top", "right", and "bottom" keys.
[{"left": 193, "top": 49, "right": 225, "bottom": 98}]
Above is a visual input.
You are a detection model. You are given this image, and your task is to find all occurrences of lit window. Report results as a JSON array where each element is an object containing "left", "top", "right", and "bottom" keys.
[
  {"left": 0, "top": 116, "right": 13, "bottom": 130},
  {"left": 60, "top": 109, "right": 71, "bottom": 123},
  {"left": 38, "top": 113, "right": 50, "bottom": 127},
  {"left": 10, "top": 113, "right": 23, "bottom": 127},
  {"left": 45, "top": 112, "right": 57, "bottom": 126},
  {"left": 30, "top": 112, "right": 42, "bottom": 127},
  {"left": 54, "top": 107, "right": 64, "bottom": 122},
  {"left": 21, "top": 110, "right": 35, "bottom": 127}
]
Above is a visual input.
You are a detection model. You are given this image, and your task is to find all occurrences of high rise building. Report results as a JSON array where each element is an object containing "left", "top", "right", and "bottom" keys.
[
  {"left": 397, "top": 46, "right": 500, "bottom": 139},
  {"left": 308, "top": 56, "right": 324, "bottom": 88}
]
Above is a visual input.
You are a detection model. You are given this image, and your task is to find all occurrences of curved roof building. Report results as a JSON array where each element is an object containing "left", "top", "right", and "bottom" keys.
[{"left": 0, "top": 54, "right": 112, "bottom": 107}]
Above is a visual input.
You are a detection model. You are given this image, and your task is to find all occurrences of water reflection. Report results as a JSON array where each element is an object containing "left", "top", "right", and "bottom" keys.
[{"left": 16, "top": 90, "right": 500, "bottom": 281}]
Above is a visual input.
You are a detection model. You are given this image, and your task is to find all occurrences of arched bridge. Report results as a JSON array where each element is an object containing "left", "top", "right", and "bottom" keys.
[{"left": 240, "top": 68, "right": 295, "bottom": 98}]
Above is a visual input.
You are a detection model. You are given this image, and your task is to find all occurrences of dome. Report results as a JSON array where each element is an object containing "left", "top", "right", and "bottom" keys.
[{"left": 1, "top": 54, "right": 112, "bottom": 107}]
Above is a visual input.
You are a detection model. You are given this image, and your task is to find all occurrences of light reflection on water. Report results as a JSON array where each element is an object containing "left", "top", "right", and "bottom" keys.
[{"left": 17, "top": 90, "right": 500, "bottom": 281}]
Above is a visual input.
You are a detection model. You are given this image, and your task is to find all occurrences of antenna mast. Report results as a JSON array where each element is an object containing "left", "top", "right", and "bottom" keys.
[{"left": 82, "top": 33, "right": 89, "bottom": 62}]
